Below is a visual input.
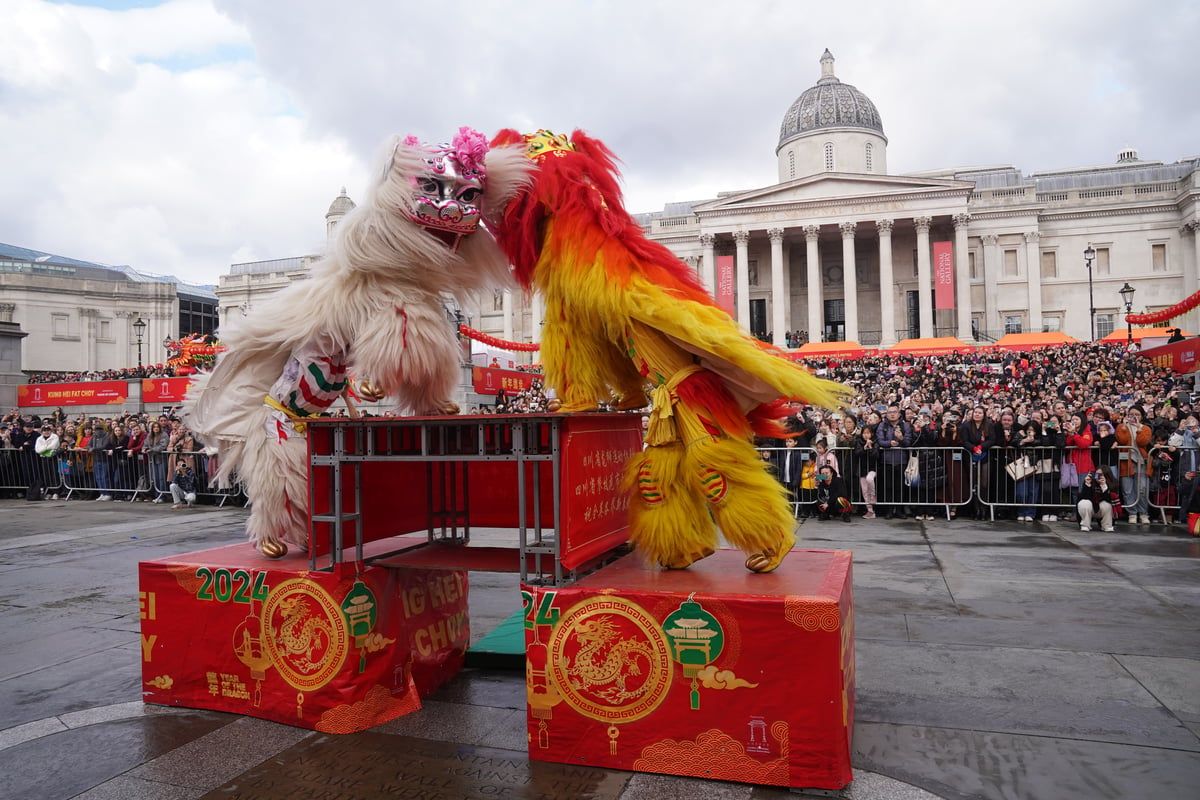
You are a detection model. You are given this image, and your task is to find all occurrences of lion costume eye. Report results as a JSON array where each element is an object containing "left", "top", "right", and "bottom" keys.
[
  {"left": 418, "top": 178, "right": 440, "bottom": 195},
  {"left": 457, "top": 187, "right": 480, "bottom": 203}
]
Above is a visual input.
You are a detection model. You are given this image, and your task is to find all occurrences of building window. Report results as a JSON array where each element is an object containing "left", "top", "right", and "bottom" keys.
[
  {"left": 968, "top": 251, "right": 977, "bottom": 280},
  {"left": 748, "top": 260, "right": 759, "bottom": 286},
  {"left": 492, "top": 290, "right": 503, "bottom": 311},
  {"left": 1096, "top": 247, "right": 1110, "bottom": 275},
  {"left": 1043, "top": 313, "right": 1063, "bottom": 332},
  {"left": 1096, "top": 312, "right": 1115, "bottom": 339},
  {"left": 1152, "top": 243, "right": 1167, "bottom": 272},
  {"left": 99, "top": 320, "right": 111, "bottom": 340},
  {"left": 1004, "top": 314, "right": 1024, "bottom": 334},
  {"left": 788, "top": 151, "right": 795, "bottom": 179},
  {"left": 52, "top": 313, "right": 69, "bottom": 337},
  {"left": 824, "top": 142, "right": 834, "bottom": 172},
  {"left": 1040, "top": 250, "right": 1057, "bottom": 279},
  {"left": 911, "top": 249, "right": 919, "bottom": 278},
  {"left": 865, "top": 142, "right": 873, "bottom": 172},
  {"left": 1003, "top": 249, "right": 1018, "bottom": 277}
]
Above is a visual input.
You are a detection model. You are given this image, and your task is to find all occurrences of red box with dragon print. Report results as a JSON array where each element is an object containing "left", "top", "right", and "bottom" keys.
[{"left": 521, "top": 548, "right": 854, "bottom": 790}]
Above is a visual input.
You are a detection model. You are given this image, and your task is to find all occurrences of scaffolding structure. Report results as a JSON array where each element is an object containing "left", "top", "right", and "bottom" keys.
[{"left": 306, "top": 414, "right": 637, "bottom": 585}]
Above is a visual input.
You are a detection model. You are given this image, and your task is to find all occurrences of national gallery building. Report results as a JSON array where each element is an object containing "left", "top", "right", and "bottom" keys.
[{"left": 628, "top": 50, "right": 1200, "bottom": 347}]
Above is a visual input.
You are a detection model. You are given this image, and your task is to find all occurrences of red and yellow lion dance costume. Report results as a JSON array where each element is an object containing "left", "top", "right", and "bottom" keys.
[{"left": 490, "top": 129, "right": 844, "bottom": 573}]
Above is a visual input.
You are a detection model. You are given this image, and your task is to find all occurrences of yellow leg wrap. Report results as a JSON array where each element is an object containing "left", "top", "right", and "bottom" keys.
[
  {"left": 683, "top": 432, "right": 796, "bottom": 573},
  {"left": 623, "top": 443, "right": 717, "bottom": 569}
]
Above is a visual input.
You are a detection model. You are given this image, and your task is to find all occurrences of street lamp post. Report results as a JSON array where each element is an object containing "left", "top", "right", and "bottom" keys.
[
  {"left": 1084, "top": 245, "right": 1096, "bottom": 341},
  {"left": 1118, "top": 283, "right": 1136, "bottom": 347},
  {"left": 133, "top": 316, "right": 147, "bottom": 368}
]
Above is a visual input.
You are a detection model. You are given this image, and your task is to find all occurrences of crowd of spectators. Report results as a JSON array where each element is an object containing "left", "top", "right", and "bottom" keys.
[
  {"left": 8, "top": 342, "right": 1199, "bottom": 531},
  {"left": 27, "top": 365, "right": 180, "bottom": 384},
  {"left": 0, "top": 408, "right": 227, "bottom": 509},
  {"left": 764, "top": 343, "right": 1198, "bottom": 529}
]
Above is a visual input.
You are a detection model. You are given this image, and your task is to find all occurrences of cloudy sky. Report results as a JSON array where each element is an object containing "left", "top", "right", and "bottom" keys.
[{"left": 2, "top": 0, "right": 1197, "bottom": 285}]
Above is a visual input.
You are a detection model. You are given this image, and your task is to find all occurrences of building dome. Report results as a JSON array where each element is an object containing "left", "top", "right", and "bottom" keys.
[
  {"left": 775, "top": 50, "right": 888, "bottom": 180},
  {"left": 777, "top": 50, "right": 885, "bottom": 152},
  {"left": 326, "top": 187, "right": 356, "bottom": 218}
]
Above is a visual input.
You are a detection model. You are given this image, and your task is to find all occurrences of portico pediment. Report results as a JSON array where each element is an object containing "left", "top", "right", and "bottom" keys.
[{"left": 693, "top": 173, "right": 973, "bottom": 212}]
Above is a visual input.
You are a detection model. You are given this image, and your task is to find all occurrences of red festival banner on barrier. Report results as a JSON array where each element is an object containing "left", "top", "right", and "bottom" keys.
[
  {"left": 471, "top": 366, "right": 536, "bottom": 396},
  {"left": 933, "top": 241, "right": 955, "bottom": 310},
  {"left": 1140, "top": 338, "right": 1200, "bottom": 374},
  {"left": 17, "top": 380, "right": 128, "bottom": 408},
  {"left": 142, "top": 377, "right": 192, "bottom": 403},
  {"left": 716, "top": 255, "right": 735, "bottom": 315}
]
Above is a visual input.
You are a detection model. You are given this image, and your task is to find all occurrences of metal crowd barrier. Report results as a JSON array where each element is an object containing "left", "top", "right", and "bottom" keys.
[
  {"left": 0, "top": 449, "right": 64, "bottom": 497},
  {"left": 52, "top": 449, "right": 243, "bottom": 506},
  {"left": 755, "top": 442, "right": 1186, "bottom": 524}
]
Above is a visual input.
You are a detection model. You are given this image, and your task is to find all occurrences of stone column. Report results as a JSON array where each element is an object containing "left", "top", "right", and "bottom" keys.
[
  {"left": 502, "top": 290, "right": 513, "bottom": 341},
  {"left": 1024, "top": 231, "right": 1043, "bottom": 332},
  {"left": 734, "top": 230, "right": 751, "bottom": 330},
  {"left": 530, "top": 291, "right": 542, "bottom": 343},
  {"left": 79, "top": 307, "right": 98, "bottom": 372},
  {"left": 805, "top": 225, "right": 822, "bottom": 342},
  {"left": 839, "top": 222, "right": 859, "bottom": 342},
  {"left": 699, "top": 233, "right": 716, "bottom": 294},
  {"left": 768, "top": 228, "right": 786, "bottom": 347},
  {"left": 914, "top": 216, "right": 934, "bottom": 338},
  {"left": 877, "top": 219, "right": 896, "bottom": 346},
  {"left": 954, "top": 213, "right": 973, "bottom": 341},
  {"left": 982, "top": 234, "right": 1000, "bottom": 334}
]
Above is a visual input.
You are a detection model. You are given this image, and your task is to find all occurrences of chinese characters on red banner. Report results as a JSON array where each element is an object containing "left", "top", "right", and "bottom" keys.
[{"left": 471, "top": 366, "right": 535, "bottom": 396}]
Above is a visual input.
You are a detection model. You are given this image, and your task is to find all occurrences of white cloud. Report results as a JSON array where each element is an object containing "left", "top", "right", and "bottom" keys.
[
  {"left": 0, "top": 0, "right": 365, "bottom": 284},
  {"left": 1, "top": 0, "right": 1197, "bottom": 285}
]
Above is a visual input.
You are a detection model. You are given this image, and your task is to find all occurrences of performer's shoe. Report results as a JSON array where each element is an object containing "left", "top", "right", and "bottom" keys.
[
  {"left": 660, "top": 545, "right": 715, "bottom": 570},
  {"left": 259, "top": 538, "right": 288, "bottom": 559},
  {"left": 744, "top": 533, "right": 795, "bottom": 574}
]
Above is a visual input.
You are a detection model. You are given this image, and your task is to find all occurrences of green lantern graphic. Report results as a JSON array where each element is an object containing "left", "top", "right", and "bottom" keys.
[
  {"left": 662, "top": 594, "right": 724, "bottom": 710},
  {"left": 341, "top": 579, "right": 377, "bottom": 673}
]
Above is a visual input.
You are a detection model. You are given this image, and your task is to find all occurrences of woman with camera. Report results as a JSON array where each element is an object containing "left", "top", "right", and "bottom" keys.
[{"left": 1077, "top": 469, "right": 1120, "bottom": 532}]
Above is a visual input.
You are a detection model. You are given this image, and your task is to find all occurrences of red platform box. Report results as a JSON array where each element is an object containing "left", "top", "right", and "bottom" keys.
[
  {"left": 521, "top": 549, "right": 854, "bottom": 791},
  {"left": 139, "top": 543, "right": 469, "bottom": 732}
]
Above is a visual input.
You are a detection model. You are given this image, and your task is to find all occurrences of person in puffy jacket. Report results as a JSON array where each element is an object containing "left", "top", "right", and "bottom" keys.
[{"left": 1078, "top": 469, "right": 1120, "bottom": 531}]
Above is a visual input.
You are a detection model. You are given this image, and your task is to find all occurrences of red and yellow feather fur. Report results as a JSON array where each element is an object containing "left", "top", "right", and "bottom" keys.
[{"left": 491, "top": 129, "right": 846, "bottom": 572}]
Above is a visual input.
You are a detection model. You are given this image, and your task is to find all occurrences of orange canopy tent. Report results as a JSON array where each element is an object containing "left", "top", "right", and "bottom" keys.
[
  {"left": 1100, "top": 326, "right": 1192, "bottom": 343},
  {"left": 992, "top": 331, "right": 1080, "bottom": 351},
  {"left": 788, "top": 341, "right": 873, "bottom": 360},
  {"left": 886, "top": 337, "right": 974, "bottom": 356}
]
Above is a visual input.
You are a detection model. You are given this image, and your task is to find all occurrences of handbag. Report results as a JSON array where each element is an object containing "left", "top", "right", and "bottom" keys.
[
  {"left": 1036, "top": 458, "right": 1055, "bottom": 475},
  {"left": 904, "top": 454, "right": 921, "bottom": 488},
  {"left": 1059, "top": 462, "right": 1078, "bottom": 489},
  {"left": 1006, "top": 456, "right": 1037, "bottom": 481},
  {"left": 1188, "top": 512, "right": 1200, "bottom": 538}
]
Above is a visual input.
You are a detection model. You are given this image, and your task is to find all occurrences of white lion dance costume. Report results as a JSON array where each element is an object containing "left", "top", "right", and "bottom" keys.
[{"left": 186, "top": 128, "right": 529, "bottom": 557}]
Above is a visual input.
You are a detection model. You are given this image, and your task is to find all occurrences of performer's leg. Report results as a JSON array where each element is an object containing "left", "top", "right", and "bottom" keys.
[
  {"left": 541, "top": 315, "right": 610, "bottom": 411},
  {"left": 241, "top": 407, "right": 308, "bottom": 556},
  {"left": 683, "top": 432, "right": 795, "bottom": 573},
  {"left": 624, "top": 443, "right": 716, "bottom": 569}
]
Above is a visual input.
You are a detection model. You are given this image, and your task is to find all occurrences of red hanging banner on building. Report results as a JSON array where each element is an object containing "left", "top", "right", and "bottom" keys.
[
  {"left": 17, "top": 380, "right": 128, "bottom": 407},
  {"left": 933, "top": 241, "right": 955, "bottom": 310},
  {"left": 716, "top": 255, "right": 735, "bottom": 316},
  {"left": 142, "top": 377, "right": 192, "bottom": 404},
  {"left": 471, "top": 366, "right": 536, "bottom": 396}
]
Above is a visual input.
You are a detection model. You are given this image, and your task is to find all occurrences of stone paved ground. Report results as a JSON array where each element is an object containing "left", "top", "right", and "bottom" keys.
[{"left": 0, "top": 498, "right": 1198, "bottom": 799}]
